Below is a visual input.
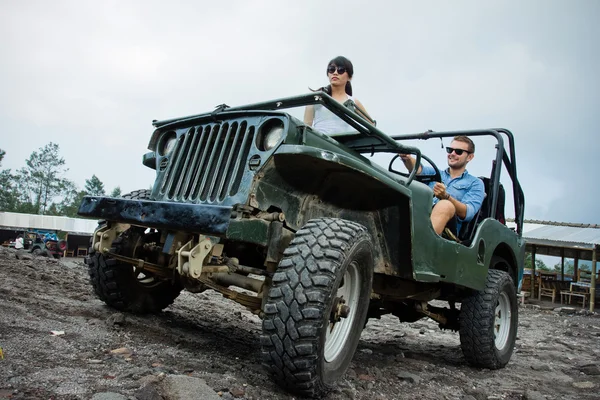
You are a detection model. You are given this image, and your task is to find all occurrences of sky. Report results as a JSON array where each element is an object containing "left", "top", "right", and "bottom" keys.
[{"left": 0, "top": 0, "right": 599, "bottom": 225}]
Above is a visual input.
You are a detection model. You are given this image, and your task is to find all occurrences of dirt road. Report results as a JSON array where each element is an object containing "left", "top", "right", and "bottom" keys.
[{"left": 1, "top": 246, "right": 599, "bottom": 399}]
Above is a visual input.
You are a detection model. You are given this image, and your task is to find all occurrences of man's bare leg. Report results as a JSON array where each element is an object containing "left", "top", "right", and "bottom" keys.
[{"left": 431, "top": 200, "right": 456, "bottom": 235}]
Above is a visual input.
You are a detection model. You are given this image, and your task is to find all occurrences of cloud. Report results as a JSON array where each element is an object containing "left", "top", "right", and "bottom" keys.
[{"left": 0, "top": 0, "right": 598, "bottom": 223}]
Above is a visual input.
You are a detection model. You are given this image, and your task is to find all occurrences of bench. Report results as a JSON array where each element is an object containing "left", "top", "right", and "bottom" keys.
[
  {"left": 518, "top": 291, "right": 530, "bottom": 305},
  {"left": 560, "top": 290, "right": 589, "bottom": 308}
]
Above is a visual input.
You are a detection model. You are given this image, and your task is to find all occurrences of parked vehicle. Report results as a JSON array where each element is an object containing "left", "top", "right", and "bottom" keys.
[{"left": 11, "top": 230, "right": 67, "bottom": 258}]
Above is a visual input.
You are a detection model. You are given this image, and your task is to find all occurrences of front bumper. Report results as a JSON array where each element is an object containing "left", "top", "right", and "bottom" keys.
[{"left": 78, "top": 196, "right": 233, "bottom": 235}]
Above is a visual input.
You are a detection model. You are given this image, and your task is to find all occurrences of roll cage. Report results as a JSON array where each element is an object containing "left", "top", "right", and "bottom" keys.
[{"left": 152, "top": 92, "right": 525, "bottom": 236}]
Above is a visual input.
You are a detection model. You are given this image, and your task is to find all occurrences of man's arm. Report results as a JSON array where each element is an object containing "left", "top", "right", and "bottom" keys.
[
  {"left": 434, "top": 179, "right": 485, "bottom": 221},
  {"left": 399, "top": 154, "right": 423, "bottom": 174},
  {"left": 459, "top": 178, "right": 485, "bottom": 221}
]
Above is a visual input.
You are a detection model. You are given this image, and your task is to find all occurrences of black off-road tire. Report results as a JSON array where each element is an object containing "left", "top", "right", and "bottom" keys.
[
  {"left": 86, "top": 189, "right": 182, "bottom": 314},
  {"left": 32, "top": 248, "right": 43, "bottom": 256},
  {"left": 459, "top": 262, "right": 518, "bottom": 369},
  {"left": 261, "top": 218, "right": 374, "bottom": 398},
  {"left": 122, "top": 189, "right": 151, "bottom": 201}
]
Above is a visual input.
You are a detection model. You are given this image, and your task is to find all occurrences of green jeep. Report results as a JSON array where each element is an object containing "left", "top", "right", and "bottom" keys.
[{"left": 78, "top": 92, "right": 525, "bottom": 397}]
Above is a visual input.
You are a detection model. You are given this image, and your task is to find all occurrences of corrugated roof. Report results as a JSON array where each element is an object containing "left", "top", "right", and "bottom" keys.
[
  {"left": 507, "top": 218, "right": 600, "bottom": 229},
  {"left": 524, "top": 225, "right": 600, "bottom": 249},
  {"left": 0, "top": 211, "right": 98, "bottom": 234}
]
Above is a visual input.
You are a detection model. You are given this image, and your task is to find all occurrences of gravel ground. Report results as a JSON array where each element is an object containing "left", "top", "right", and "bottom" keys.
[{"left": 1, "top": 246, "right": 599, "bottom": 400}]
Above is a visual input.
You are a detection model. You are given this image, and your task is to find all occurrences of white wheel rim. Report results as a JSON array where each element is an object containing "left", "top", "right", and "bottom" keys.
[
  {"left": 494, "top": 292, "right": 511, "bottom": 350},
  {"left": 324, "top": 261, "right": 361, "bottom": 363}
]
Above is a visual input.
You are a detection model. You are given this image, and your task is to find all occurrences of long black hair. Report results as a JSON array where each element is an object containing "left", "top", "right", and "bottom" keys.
[{"left": 311, "top": 56, "right": 354, "bottom": 96}]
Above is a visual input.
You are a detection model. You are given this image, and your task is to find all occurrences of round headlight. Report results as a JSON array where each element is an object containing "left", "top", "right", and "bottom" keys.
[
  {"left": 263, "top": 126, "right": 284, "bottom": 151},
  {"left": 158, "top": 132, "right": 177, "bottom": 156}
]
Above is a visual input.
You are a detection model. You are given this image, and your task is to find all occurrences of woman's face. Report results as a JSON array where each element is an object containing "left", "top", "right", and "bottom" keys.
[{"left": 327, "top": 64, "right": 351, "bottom": 87}]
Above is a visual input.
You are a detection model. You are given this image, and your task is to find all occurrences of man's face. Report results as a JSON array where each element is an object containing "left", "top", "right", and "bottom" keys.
[{"left": 446, "top": 140, "right": 473, "bottom": 169}]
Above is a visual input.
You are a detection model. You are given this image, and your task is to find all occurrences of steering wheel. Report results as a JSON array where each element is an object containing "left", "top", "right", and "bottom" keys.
[{"left": 388, "top": 153, "right": 442, "bottom": 184}]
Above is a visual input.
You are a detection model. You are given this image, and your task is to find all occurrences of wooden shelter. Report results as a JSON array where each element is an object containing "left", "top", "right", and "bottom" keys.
[{"left": 519, "top": 220, "right": 600, "bottom": 312}]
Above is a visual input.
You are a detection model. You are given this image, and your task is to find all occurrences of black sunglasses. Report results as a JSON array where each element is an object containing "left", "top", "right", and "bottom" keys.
[
  {"left": 327, "top": 65, "right": 347, "bottom": 75},
  {"left": 446, "top": 147, "right": 471, "bottom": 156}
]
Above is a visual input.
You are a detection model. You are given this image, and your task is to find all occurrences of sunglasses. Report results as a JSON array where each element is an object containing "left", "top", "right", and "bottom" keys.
[
  {"left": 446, "top": 147, "right": 471, "bottom": 156},
  {"left": 327, "top": 65, "right": 347, "bottom": 75}
]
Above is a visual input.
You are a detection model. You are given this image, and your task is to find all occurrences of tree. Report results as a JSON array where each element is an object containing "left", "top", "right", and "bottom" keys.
[
  {"left": 553, "top": 260, "right": 575, "bottom": 276},
  {"left": 14, "top": 143, "right": 73, "bottom": 214},
  {"left": 58, "top": 188, "right": 87, "bottom": 218},
  {"left": 0, "top": 149, "right": 20, "bottom": 212},
  {"left": 525, "top": 253, "right": 549, "bottom": 271},
  {"left": 110, "top": 186, "right": 122, "bottom": 197},
  {"left": 85, "top": 175, "right": 106, "bottom": 196}
]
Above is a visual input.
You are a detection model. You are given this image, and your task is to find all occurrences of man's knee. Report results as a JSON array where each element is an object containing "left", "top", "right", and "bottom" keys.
[{"left": 433, "top": 199, "right": 456, "bottom": 218}]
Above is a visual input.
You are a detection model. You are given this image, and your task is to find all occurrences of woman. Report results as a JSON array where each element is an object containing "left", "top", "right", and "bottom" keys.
[{"left": 304, "top": 56, "right": 373, "bottom": 135}]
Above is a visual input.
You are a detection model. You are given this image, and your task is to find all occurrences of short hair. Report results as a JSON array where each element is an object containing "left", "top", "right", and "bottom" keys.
[
  {"left": 453, "top": 135, "right": 475, "bottom": 153},
  {"left": 327, "top": 56, "right": 354, "bottom": 79}
]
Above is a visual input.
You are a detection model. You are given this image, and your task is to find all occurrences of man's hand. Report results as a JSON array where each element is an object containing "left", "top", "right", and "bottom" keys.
[
  {"left": 433, "top": 182, "right": 449, "bottom": 200},
  {"left": 398, "top": 153, "right": 417, "bottom": 172}
]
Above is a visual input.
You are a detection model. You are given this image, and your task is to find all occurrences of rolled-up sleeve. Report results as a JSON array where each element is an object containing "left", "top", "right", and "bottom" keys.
[
  {"left": 460, "top": 178, "right": 485, "bottom": 222},
  {"left": 420, "top": 165, "right": 435, "bottom": 176}
]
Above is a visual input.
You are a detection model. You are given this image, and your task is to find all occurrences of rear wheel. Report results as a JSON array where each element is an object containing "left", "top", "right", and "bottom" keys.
[
  {"left": 459, "top": 262, "right": 518, "bottom": 369},
  {"left": 261, "top": 218, "right": 374, "bottom": 397},
  {"left": 86, "top": 189, "right": 182, "bottom": 314}
]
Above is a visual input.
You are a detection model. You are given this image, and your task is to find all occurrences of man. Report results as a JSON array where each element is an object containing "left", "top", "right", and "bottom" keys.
[
  {"left": 14, "top": 235, "right": 24, "bottom": 250},
  {"left": 400, "top": 135, "right": 485, "bottom": 236}
]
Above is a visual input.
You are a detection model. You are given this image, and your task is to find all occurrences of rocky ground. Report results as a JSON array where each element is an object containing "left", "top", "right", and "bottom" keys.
[{"left": 1, "top": 246, "right": 599, "bottom": 400}]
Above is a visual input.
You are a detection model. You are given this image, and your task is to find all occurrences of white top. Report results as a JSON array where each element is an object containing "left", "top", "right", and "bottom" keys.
[{"left": 312, "top": 95, "right": 357, "bottom": 135}]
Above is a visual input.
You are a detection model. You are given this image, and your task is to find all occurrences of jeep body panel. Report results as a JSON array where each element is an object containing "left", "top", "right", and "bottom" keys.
[{"left": 79, "top": 91, "right": 525, "bottom": 295}]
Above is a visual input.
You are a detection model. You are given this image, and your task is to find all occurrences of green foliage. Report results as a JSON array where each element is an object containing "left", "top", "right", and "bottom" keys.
[
  {"left": 552, "top": 260, "right": 574, "bottom": 276},
  {"left": 84, "top": 175, "right": 106, "bottom": 196},
  {"left": 58, "top": 189, "right": 87, "bottom": 218},
  {"left": 524, "top": 253, "right": 549, "bottom": 271},
  {"left": 0, "top": 145, "right": 112, "bottom": 217},
  {"left": 13, "top": 143, "right": 74, "bottom": 214},
  {"left": 0, "top": 149, "right": 20, "bottom": 212},
  {"left": 110, "top": 186, "right": 122, "bottom": 197}
]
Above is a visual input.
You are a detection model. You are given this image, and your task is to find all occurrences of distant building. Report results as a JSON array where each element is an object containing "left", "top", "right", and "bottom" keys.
[{"left": 0, "top": 211, "right": 98, "bottom": 256}]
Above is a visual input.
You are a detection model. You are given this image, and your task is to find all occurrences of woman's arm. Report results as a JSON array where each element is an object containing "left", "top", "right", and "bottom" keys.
[
  {"left": 304, "top": 105, "right": 315, "bottom": 125},
  {"left": 354, "top": 99, "right": 375, "bottom": 125}
]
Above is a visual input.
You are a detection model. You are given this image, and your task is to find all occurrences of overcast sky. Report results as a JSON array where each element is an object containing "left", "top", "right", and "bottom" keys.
[{"left": 1, "top": 0, "right": 599, "bottom": 225}]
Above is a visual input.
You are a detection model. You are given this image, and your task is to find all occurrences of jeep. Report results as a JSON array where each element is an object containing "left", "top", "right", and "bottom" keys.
[
  {"left": 14, "top": 230, "right": 67, "bottom": 258},
  {"left": 78, "top": 92, "right": 525, "bottom": 397}
]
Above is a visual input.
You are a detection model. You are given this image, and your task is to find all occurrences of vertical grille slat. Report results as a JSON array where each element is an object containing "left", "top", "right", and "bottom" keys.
[
  {"left": 182, "top": 128, "right": 207, "bottom": 200},
  {"left": 159, "top": 135, "right": 186, "bottom": 196},
  {"left": 171, "top": 127, "right": 199, "bottom": 200},
  {"left": 157, "top": 118, "right": 255, "bottom": 203},
  {"left": 192, "top": 125, "right": 220, "bottom": 200},
  {"left": 199, "top": 124, "right": 227, "bottom": 201},
  {"left": 188, "top": 126, "right": 212, "bottom": 200},
  {"left": 167, "top": 132, "right": 194, "bottom": 199},
  {"left": 208, "top": 123, "right": 235, "bottom": 202},
  {"left": 217, "top": 122, "right": 242, "bottom": 201},
  {"left": 229, "top": 125, "right": 255, "bottom": 195}
]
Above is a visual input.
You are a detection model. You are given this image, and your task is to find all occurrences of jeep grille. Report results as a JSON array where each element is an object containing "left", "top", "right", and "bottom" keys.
[{"left": 157, "top": 121, "right": 255, "bottom": 202}]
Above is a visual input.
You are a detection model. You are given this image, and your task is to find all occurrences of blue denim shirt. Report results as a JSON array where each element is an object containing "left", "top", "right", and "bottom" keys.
[{"left": 421, "top": 166, "right": 485, "bottom": 231}]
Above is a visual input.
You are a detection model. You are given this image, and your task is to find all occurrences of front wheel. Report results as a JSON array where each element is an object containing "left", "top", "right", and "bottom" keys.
[
  {"left": 261, "top": 218, "right": 374, "bottom": 398},
  {"left": 86, "top": 189, "right": 182, "bottom": 314},
  {"left": 459, "top": 264, "right": 518, "bottom": 369}
]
